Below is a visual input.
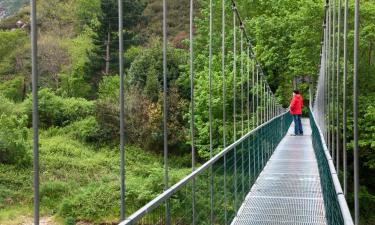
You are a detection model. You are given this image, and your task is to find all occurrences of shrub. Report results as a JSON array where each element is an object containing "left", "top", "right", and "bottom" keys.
[
  {"left": 95, "top": 87, "right": 188, "bottom": 151},
  {"left": 64, "top": 217, "right": 76, "bottom": 225},
  {"left": 24, "top": 88, "right": 94, "bottom": 127},
  {"left": 58, "top": 181, "right": 120, "bottom": 222},
  {"left": 0, "top": 77, "right": 25, "bottom": 102},
  {"left": 98, "top": 75, "right": 120, "bottom": 102},
  {"left": 0, "top": 114, "right": 30, "bottom": 165},
  {"left": 40, "top": 181, "right": 70, "bottom": 212},
  {"left": 59, "top": 116, "right": 101, "bottom": 143},
  {"left": 0, "top": 95, "right": 16, "bottom": 116}
]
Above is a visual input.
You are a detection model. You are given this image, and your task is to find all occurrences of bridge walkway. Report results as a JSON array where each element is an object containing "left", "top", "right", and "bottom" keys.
[{"left": 232, "top": 118, "right": 327, "bottom": 225}]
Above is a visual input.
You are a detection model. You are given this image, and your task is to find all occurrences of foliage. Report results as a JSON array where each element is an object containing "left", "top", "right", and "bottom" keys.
[
  {"left": 84, "top": 0, "right": 146, "bottom": 88},
  {"left": 0, "top": 29, "right": 29, "bottom": 77},
  {"left": 24, "top": 89, "right": 94, "bottom": 128},
  {"left": 127, "top": 39, "right": 188, "bottom": 101},
  {"left": 47, "top": 116, "right": 102, "bottom": 143},
  {"left": 0, "top": 76, "right": 24, "bottom": 102},
  {"left": 0, "top": 114, "right": 29, "bottom": 165},
  {"left": 96, "top": 85, "right": 189, "bottom": 152},
  {"left": 59, "top": 33, "right": 95, "bottom": 98}
]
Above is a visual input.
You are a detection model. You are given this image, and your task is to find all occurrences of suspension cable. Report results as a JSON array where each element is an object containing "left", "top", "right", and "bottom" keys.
[
  {"left": 118, "top": 0, "right": 126, "bottom": 220},
  {"left": 162, "top": 0, "right": 170, "bottom": 223},
  {"left": 252, "top": 57, "right": 255, "bottom": 129},
  {"left": 332, "top": 0, "right": 336, "bottom": 163},
  {"left": 247, "top": 46, "right": 250, "bottom": 132},
  {"left": 342, "top": 0, "right": 348, "bottom": 198},
  {"left": 336, "top": 0, "right": 341, "bottom": 174},
  {"left": 208, "top": 0, "right": 214, "bottom": 222},
  {"left": 221, "top": 0, "right": 227, "bottom": 223},
  {"left": 241, "top": 26, "right": 244, "bottom": 137},
  {"left": 31, "top": 0, "right": 39, "bottom": 224},
  {"left": 240, "top": 24, "right": 245, "bottom": 203},
  {"left": 256, "top": 64, "right": 259, "bottom": 127},
  {"left": 232, "top": 4, "right": 238, "bottom": 213},
  {"left": 189, "top": 0, "right": 196, "bottom": 223},
  {"left": 353, "top": 0, "right": 360, "bottom": 223},
  {"left": 327, "top": 0, "right": 331, "bottom": 151}
]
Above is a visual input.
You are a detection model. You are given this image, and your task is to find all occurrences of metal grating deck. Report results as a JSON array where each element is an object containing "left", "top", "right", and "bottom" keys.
[{"left": 232, "top": 118, "right": 327, "bottom": 225}]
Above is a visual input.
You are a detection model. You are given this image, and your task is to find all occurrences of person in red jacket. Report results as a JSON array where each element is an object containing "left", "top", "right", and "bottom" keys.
[{"left": 290, "top": 90, "right": 304, "bottom": 135}]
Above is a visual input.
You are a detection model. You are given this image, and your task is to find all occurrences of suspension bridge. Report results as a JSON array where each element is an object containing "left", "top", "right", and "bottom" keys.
[{"left": 27, "top": 0, "right": 360, "bottom": 224}]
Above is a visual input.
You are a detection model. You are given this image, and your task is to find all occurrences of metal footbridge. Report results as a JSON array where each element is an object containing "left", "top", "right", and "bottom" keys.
[{"left": 232, "top": 119, "right": 325, "bottom": 225}]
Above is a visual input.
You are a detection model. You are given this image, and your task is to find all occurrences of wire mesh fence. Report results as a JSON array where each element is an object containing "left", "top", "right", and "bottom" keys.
[
  {"left": 310, "top": 111, "right": 353, "bottom": 225},
  {"left": 120, "top": 112, "right": 292, "bottom": 225}
]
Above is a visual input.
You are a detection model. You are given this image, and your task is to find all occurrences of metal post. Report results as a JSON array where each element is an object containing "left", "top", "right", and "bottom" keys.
[
  {"left": 30, "top": 0, "right": 39, "bottom": 224},
  {"left": 353, "top": 0, "right": 359, "bottom": 223},
  {"left": 118, "top": 0, "right": 126, "bottom": 220},
  {"left": 343, "top": 0, "right": 348, "bottom": 198},
  {"left": 162, "top": 0, "right": 170, "bottom": 223}
]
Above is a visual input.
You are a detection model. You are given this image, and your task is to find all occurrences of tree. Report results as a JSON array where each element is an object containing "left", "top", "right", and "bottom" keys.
[{"left": 84, "top": 0, "right": 146, "bottom": 89}]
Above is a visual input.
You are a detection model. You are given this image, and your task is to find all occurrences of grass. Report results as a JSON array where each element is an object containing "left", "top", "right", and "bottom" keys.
[{"left": 0, "top": 128, "right": 191, "bottom": 224}]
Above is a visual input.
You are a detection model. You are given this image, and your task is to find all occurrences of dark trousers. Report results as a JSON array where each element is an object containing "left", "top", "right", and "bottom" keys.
[{"left": 293, "top": 115, "right": 303, "bottom": 135}]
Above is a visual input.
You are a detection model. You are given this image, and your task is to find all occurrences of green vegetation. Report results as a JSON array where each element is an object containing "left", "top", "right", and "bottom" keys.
[{"left": 0, "top": 0, "right": 374, "bottom": 224}]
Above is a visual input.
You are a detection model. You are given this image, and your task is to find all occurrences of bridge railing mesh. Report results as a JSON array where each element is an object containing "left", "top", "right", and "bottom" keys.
[
  {"left": 310, "top": 111, "right": 354, "bottom": 225},
  {"left": 120, "top": 112, "right": 292, "bottom": 225}
]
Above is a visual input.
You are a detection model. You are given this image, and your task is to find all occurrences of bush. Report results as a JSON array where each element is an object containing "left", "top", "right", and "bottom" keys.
[
  {"left": 24, "top": 88, "right": 94, "bottom": 127},
  {"left": 0, "top": 95, "right": 16, "bottom": 116},
  {"left": 0, "top": 77, "right": 25, "bottom": 102},
  {"left": 95, "top": 86, "right": 188, "bottom": 151},
  {"left": 58, "top": 181, "right": 120, "bottom": 222},
  {"left": 0, "top": 114, "right": 30, "bottom": 165},
  {"left": 60, "top": 116, "right": 101, "bottom": 142},
  {"left": 40, "top": 181, "right": 70, "bottom": 212},
  {"left": 98, "top": 75, "right": 120, "bottom": 102}
]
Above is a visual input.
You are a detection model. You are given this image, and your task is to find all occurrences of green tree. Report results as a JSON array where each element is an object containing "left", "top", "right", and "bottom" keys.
[{"left": 84, "top": 0, "right": 146, "bottom": 89}]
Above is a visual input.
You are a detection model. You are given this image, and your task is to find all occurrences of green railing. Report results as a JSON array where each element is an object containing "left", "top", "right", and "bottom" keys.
[
  {"left": 310, "top": 111, "right": 354, "bottom": 225},
  {"left": 120, "top": 112, "right": 292, "bottom": 225}
]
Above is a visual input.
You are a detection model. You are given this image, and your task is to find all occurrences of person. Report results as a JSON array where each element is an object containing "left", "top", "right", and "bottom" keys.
[{"left": 290, "top": 90, "right": 304, "bottom": 136}]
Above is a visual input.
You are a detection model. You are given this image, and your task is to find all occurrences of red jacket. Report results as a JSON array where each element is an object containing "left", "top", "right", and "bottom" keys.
[{"left": 290, "top": 94, "right": 303, "bottom": 115}]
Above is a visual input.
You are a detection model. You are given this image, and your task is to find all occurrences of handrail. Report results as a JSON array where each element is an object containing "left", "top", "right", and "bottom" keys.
[
  {"left": 310, "top": 110, "right": 354, "bottom": 225},
  {"left": 119, "top": 111, "right": 289, "bottom": 225}
]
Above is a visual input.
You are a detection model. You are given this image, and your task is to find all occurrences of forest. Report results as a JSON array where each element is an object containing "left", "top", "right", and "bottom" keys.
[{"left": 0, "top": 0, "right": 374, "bottom": 224}]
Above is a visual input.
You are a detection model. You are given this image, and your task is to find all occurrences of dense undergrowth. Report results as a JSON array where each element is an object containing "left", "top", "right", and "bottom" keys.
[{"left": 0, "top": 110, "right": 191, "bottom": 224}]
